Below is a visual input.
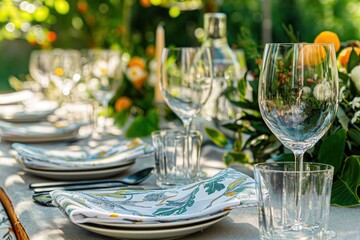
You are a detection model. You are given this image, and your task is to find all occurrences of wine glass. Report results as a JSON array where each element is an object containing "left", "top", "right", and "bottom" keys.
[
  {"left": 160, "top": 47, "right": 213, "bottom": 135},
  {"left": 84, "top": 49, "right": 122, "bottom": 134},
  {"left": 49, "top": 49, "right": 82, "bottom": 100},
  {"left": 258, "top": 43, "right": 339, "bottom": 231},
  {"left": 29, "top": 50, "right": 52, "bottom": 93}
]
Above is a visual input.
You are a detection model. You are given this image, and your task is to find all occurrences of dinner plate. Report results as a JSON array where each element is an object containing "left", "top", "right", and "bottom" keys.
[
  {"left": 97, "top": 210, "right": 229, "bottom": 229},
  {"left": 75, "top": 213, "right": 228, "bottom": 240},
  {"left": 17, "top": 161, "right": 135, "bottom": 180},
  {"left": 0, "top": 121, "right": 87, "bottom": 143},
  {"left": 0, "top": 101, "right": 58, "bottom": 122},
  {"left": 0, "top": 90, "right": 34, "bottom": 105}
]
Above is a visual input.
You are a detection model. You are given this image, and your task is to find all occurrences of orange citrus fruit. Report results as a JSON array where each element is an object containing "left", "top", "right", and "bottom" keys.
[
  {"left": 299, "top": 44, "right": 327, "bottom": 67},
  {"left": 338, "top": 47, "right": 360, "bottom": 67},
  {"left": 115, "top": 96, "right": 132, "bottom": 112},
  {"left": 314, "top": 31, "right": 341, "bottom": 52}
]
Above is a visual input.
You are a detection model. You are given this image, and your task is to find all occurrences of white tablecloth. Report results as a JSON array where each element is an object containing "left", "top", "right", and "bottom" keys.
[{"left": 0, "top": 136, "right": 359, "bottom": 240}]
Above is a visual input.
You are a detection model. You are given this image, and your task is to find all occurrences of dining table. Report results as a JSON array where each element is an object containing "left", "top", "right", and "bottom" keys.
[{"left": 0, "top": 134, "right": 359, "bottom": 240}]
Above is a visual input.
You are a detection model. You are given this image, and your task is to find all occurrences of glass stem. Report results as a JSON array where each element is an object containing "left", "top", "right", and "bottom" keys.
[
  {"left": 182, "top": 118, "right": 192, "bottom": 178},
  {"left": 102, "top": 101, "right": 109, "bottom": 133},
  {"left": 293, "top": 150, "right": 304, "bottom": 228}
]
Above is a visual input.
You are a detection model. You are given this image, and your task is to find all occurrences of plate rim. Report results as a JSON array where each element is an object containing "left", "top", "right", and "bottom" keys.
[
  {"left": 18, "top": 161, "right": 135, "bottom": 180},
  {"left": 91, "top": 210, "right": 230, "bottom": 229},
  {"left": 74, "top": 213, "right": 228, "bottom": 239}
]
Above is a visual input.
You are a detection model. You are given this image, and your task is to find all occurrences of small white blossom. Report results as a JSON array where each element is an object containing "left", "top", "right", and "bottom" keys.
[
  {"left": 313, "top": 81, "right": 332, "bottom": 101},
  {"left": 339, "top": 86, "right": 346, "bottom": 102},
  {"left": 351, "top": 111, "right": 360, "bottom": 124},
  {"left": 350, "top": 97, "right": 360, "bottom": 109},
  {"left": 126, "top": 66, "right": 147, "bottom": 82},
  {"left": 302, "top": 86, "right": 312, "bottom": 95},
  {"left": 350, "top": 65, "right": 360, "bottom": 93}
]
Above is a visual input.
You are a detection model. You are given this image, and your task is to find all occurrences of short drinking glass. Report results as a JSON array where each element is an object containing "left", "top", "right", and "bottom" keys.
[
  {"left": 254, "top": 162, "right": 334, "bottom": 239},
  {"left": 152, "top": 130, "right": 202, "bottom": 188}
]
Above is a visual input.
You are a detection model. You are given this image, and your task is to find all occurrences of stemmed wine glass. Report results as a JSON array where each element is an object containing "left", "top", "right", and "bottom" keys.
[
  {"left": 84, "top": 49, "right": 122, "bottom": 134},
  {"left": 50, "top": 49, "right": 82, "bottom": 100},
  {"left": 160, "top": 47, "right": 213, "bottom": 136},
  {"left": 29, "top": 50, "right": 52, "bottom": 95},
  {"left": 258, "top": 43, "right": 339, "bottom": 229}
]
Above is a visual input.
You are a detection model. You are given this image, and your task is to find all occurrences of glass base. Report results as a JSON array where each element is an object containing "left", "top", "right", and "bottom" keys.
[{"left": 260, "top": 228, "right": 336, "bottom": 240}]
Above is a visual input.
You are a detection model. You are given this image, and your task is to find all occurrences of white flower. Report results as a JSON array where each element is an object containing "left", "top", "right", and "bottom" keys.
[
  {"left": 350, "top": 97, "right": 360, "bottom": 109},
  {"left": 351, "top": 110, "right": 360, "bottom": 124},
  {"left": 302, "top": 86, "right": 312, "bottom": 95},
  {"left": 313, "top": 81, "right": 332, "bottom": 101},
  {"left": 339, "top": 86, "right": 346, "bottom": 102},
  {"left": 350, "top": 65, "right": 360, "bottom": 93},
  {"left": 126, "top": 66, "right": 147, "bottom": 82}
]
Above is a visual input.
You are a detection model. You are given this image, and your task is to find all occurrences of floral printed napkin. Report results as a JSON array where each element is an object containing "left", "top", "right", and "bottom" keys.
[
  {"left": 13, "top": 138, "right": 153, "bottom": 170},
  {"left": 51, "top": 168, "right": 256, "bottom": 224}
]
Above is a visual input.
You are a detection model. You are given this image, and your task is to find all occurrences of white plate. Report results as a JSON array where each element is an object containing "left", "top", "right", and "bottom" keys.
[
  {"left": 1, "top": 132, "right": 81, "bottom": 143},
  {"left": 17, "top": 161, "right": 135, "bottom": 180},
  {"left": 97, "top": 210, "right": 229, "bottom": 229},
  {"left": 0, "top": 101, "right": 58, "bottom": 122},
  {"left": 0, "top": 90, "right": 34, "bottom": 105},
  {"left": 0, "top": 121, "right": 86, "bottom": 143},
  {"left": 75, "top": 213, "right": 228, "bottom": 240}
]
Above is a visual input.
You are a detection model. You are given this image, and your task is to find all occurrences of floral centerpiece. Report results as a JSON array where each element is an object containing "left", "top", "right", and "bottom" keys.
[
  {"left": 207, "top": 30, "right": 360, "bottom": 207},
  {"left": 111, "top": 56, "right": 160, "bottom": 138}
]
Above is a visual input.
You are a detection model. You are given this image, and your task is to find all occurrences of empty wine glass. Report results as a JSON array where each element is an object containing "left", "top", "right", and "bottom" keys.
[
  {"left": 160, "top": 47, "right": 213, "bottom": 135},
  {"left": 258, "top": 43, "right": 339, "bottom": 235},
  {"left": 29, "top": 50, "right": 52, "bottom": 92},
  {"left": 50, "top": 49, "right": 82, "bottom": 100},
  {"left": 84, "top": 49, "right": 122, "bottom": 134}
]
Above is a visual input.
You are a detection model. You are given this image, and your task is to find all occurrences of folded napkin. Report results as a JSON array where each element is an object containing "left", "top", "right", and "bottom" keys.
[
  {"left": 13, "top": 138, "right": 153, "bottom": 170},
  {"left": 0, "top": 90, "right": 34, "bottom": 105},
  {"left": 0, "top": 187, "right": 29, "bottom": 240},
  {"left": 51, "top": 168, "right": 256, "bottom": 224}
]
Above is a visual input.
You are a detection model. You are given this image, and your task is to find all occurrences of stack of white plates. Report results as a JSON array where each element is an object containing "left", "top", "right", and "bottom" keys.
[
  {"left": 0, "top": 100, "right": 58, "bottom": 123},
  {"left": 12, "top": 139, "right": 153, "bottom": 180},
  {"left": 50, "top": 168, "right": 257, "bottom": 239},
  {"left": 0, "top": 120, "right": 86, "bottom": 143}
]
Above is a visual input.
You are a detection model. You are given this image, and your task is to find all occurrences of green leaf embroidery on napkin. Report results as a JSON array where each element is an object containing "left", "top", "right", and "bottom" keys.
[
  {"left": 204, "top": 181, "right": 225, "bottom": 195},
  {"left": 153, "top": 187, "right": 200, "bottom": 216}
]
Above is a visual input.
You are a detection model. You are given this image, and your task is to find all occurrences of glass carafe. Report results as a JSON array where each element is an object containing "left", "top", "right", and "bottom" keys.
[{"left": 200, "top": 12, "right": 242, "bottom": 122}]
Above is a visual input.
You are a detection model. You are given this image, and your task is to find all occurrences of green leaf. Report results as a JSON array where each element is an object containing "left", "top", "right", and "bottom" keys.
[
  {"left": 347, "top": 48, "right": 360, "bottom": 73},
  {"left": 272, "top": 153, "right": 294, "bottom": 162},
  {"left": 331, "top": 156, "right": 360, "bottom": 207},
  {"left": 348, "top": 129, "right": 360, "bottom": 145},
  {"left": 125, "top": 111, "right": 159, "bottom": 138},
  {"left": 338, "top": 71, "right": 349, "bottom": 83},
  {"left": 228, "top": 99, "right": 257, "bottom": 110},
  {"left": 252, "top": 121, "right": 272, "bottom": 134},
  {"left": 204, "top": 181, "right": 225, "bottom": 194},
  {"left": 204, "top": 127, "right": 228, "bottom": 148},
  {"left": 222, "top": 151, "right": 250, "bottom": 166},
  {"left": 114, "top": 110, "right": 130, "bottom": 127},
  {"left": 238, "top": 78, "right": 247, "bottom": 99},
  {"left": 337, "top": 106, "right": 349, "bottom": 131},
  {"left": 317, "top": 128, "right": 346, "bottom": 175},
  {"left": 233, "top": 133, "right": 243, "bottom": 152}
]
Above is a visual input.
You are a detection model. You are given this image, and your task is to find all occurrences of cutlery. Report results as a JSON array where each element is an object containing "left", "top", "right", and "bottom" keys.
[{"left": 30, "top": 167, "right": 154, "bottom": 193}]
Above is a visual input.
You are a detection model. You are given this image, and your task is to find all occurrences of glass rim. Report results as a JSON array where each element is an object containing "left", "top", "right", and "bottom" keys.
[
  {"left": 151, "top": 129, "right": 201, "bottom": 138},
  {"left": 264, "top": 42, "right": 335, "bottom": 47},
  {"left": 254, "top": 161, "right": 334, "bottom": 173}
]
